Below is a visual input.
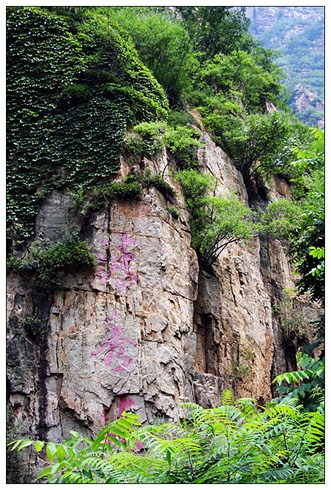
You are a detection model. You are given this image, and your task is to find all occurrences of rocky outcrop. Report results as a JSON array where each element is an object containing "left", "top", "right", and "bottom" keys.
[
  {"left": 291, "top": 84, "right": 324, "bottom": 129},
  {"left": 6, "top": 131, "right": 320, "bottom": 481}
]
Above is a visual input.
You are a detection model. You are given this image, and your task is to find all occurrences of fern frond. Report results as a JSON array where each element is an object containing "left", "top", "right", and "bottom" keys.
[
  {"left": 304, "top": 412, "right": 324, "bottom": 450},
  {"left": 177, "top": 402, "right": 204, "bottom": 427},
  {"left": 108, "top": 451, "right": 167, "bottom": 482},
  {"left": 235, "top": 397, "right": 258, "bottom": 418},
  {"left": 221, "top": 388, "right": 234, "bottom": 406},
  {"left": 272, "top": 369, "right": 310, "bottom": 386},
  {"left": 258, "top": 467, "right": 293, "bottom": 482},
  {"left": 143, "top": 433, "right": 201, "bottom": 458},
  {"left": 263, "top": 401, "right": 299, "bottom": 420},
  {"left": 198, "top": 405, "right": 245, "bottom": 429}
]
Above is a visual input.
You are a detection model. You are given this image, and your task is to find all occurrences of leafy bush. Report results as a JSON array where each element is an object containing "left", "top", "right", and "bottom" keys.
[
  {"left": 23, "top": 316, "right": 44, "bottom": 338},
  {"left": 259, "top": 198, "right": 301, "bottom": 239},
  {"left": 68, "top": 177, "right": 144, "bottom": 216},
  {"left": 131, "top": 121, "right": 202, "bottom": 167},
  {"left": 288, "top": 129, "right": 324, "bottom": 305},
  {"left": 10, "top": 234, "right": 96, "bottom": 291},
  {"left": 108, "top": 7, "right": 199, "bottom": 105},
  {"left": 176, "top": 170, "right": 259, "bottom": 269},
  {"left": 167, "top": 110, "right": 196, "bottom": 127},
  {"left": 9, "top": 393, "right": 324, "bottom": 483},
  {"left": 173, "top": 7, "right": 251, "bottom": 59},
  {"left": 141, "top": 171, "right": 176, "bottom": 200},
  {"left": 213, "top": 111, "right": 296, "bottom": 181},
  {"left": 89, "top": 181, "right": 143, "bottom": 211},
  {"left": 308, "top": 246, "right": 325, "bottom": 279},
  {"left": 162, "top": 126, "right": 202, "bottom": 168},
  {"left": 197, "top": 50, "right": 283, "bottom": 112},
  {"left": 131, "top": 121, "right": 167, "bottom": 157}
]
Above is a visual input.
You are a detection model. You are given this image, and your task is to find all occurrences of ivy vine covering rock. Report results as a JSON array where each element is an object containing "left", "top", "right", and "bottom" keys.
[{"left": 7, "top": 7, "right": 168, "bottom": 248}]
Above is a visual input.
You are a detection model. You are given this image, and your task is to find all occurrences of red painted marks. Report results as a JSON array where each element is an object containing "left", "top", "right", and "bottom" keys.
[
  {"left": 117, "top": 394, "right": 134, "bottom": 417},
  {"left": 91, "top": 311, "right": 137, "bottom": 371},
  {"left": 96, "top": 233, "right": 138, "bottom": 295},
  {"left": 135, "top": 440, "right": 145, "bottom": 451}
]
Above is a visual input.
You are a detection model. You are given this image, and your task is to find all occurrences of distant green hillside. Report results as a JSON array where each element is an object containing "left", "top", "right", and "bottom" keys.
[{"left": 247, "top": 6, "right": 324, "bottom": 127}]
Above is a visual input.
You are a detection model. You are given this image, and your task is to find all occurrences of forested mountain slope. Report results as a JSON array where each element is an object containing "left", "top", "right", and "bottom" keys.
[
  {"left": 247, "top": 6, "right": 324, "bottom": 127},
  {"left": 7, "top": 7, "right": 324, "bottom": 484}
]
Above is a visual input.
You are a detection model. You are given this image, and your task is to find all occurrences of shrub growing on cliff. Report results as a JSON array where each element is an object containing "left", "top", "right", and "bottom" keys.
[
  {"left": 176, "top": 170, "right": 259, "bottom": 269},
  {"left": 9, "top": 232, "right": 96, "bottom": 291},
  {"left": 129, "top": 121, "right": 202, "bottom": 168},
  {"left": 23, "top": 316, "right": 44, "bottom": 338},
  {"left": 213, "top": 111, "right": 296, "bottom": 182},
  {"left": 9, "top": 391, "right": 324, "bottom": 483},
  {"left": 106, "top": 7, "right": 198, "bottom": 105},
  {"left": 140, "top": 169, "right": 176, "bottom": 200},
  {"left": 88, "top": 180, "right": 143, "bottom": 213},
  {"left": 288, "top": 131, "right": 325, "bottom": 305},
  {"left": 259, "top": 198, "right": 301, "bottom": 239}
]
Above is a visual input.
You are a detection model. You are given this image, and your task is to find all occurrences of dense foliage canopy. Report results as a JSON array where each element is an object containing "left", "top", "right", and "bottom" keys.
[{"left": 7, "top": 6, "right": 168, "bottom": 246}]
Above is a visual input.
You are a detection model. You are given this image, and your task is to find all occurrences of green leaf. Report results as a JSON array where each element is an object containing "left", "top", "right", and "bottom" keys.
[
  {"left": 18, "top": 440, "right": 34, "bottom": 451},
  {"left": 34, "top": 440, "right": 45, "bottom": 452},
  {"left": 36, "top": 466, "right": 52, "bottom": 480},
  {"left": 46, "top": 442, "right": 58, "bottom": 463},
  {"left": 166, "top": 448, "right": 172, "bottom": 467},
  {"left": 104, "top": 435, "right": 122, "bottom": 449},
  {"left": 56, "top": 444, "right": 66, "bottom": 461}
]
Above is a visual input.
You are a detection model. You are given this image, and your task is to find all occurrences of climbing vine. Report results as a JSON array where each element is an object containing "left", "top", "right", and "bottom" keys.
[{"left": 7, "top": 7, "right": 168, "bottom": 248}]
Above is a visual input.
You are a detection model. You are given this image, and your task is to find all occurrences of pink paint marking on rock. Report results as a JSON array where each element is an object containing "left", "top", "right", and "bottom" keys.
[
  {"left": 115, "top": 279, "right": 127, "bottom": 295},
  {"left": 117, "top": 395, "right": 134, "bottom": 417},
  {"left": 135, "top": 440, "right": 145, "bottom": 452},
  {"left": 105, "top": 310, "right": 123, "bottom": 325},
  {"left": 98, "top": 238, "right": 109, "bottom": 249},
  {"left": 114, "top": 354, "right": 133, "bottom": 372},
  {"left": 91, "top": 310, "right": 137, "bottom": 371},
  {"left": 110, "top": 233, "right": 138, "bottom": 294},
  {"left": 96, "top": 265, "right": 110, "bottom": 286},
  {"left": 129, "top": 272, "right": 138, "bottom": 282},
  {"left": 96, "top": 233, "right": 138, "bottom": 294},
  {"left": 120, "top": 233, "right": 136, "bottom": 250}
]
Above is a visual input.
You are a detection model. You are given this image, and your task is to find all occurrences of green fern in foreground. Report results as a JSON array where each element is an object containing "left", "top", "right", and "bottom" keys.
[
  {"left": 8, "top": 390, "right": 324, "bottom": 484},
  {"left": 272, "top": 352, "right": 324, "bottom": 411}
]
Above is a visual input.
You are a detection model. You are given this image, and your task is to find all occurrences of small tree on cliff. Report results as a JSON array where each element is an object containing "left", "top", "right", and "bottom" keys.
[
  {"left": 217, "top": 111, "right": 295, "bottom": 182},
  {"left": 175, "top": 170, "right": 259, "bottom": 269},
  {"left": 176, "top": 169, "right": 302, "bottom": 270},
  {"left": 197, "top": 195, "right": 258, "bottom": 269}
]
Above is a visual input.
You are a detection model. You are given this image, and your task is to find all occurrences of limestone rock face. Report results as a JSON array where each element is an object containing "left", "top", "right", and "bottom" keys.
[{"left": 6, "top": 131, "right": 319, "bottom": 481}]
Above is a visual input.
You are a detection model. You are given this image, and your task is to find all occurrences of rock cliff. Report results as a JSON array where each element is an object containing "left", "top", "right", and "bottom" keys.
[{"left": 7, "top": 131, "right": 317, "bottom": 481}]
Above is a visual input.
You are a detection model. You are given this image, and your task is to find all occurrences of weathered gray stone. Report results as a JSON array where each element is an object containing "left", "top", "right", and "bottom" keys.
[{"left": 7, "top": 130, "right": 322, "bottom": 482}]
